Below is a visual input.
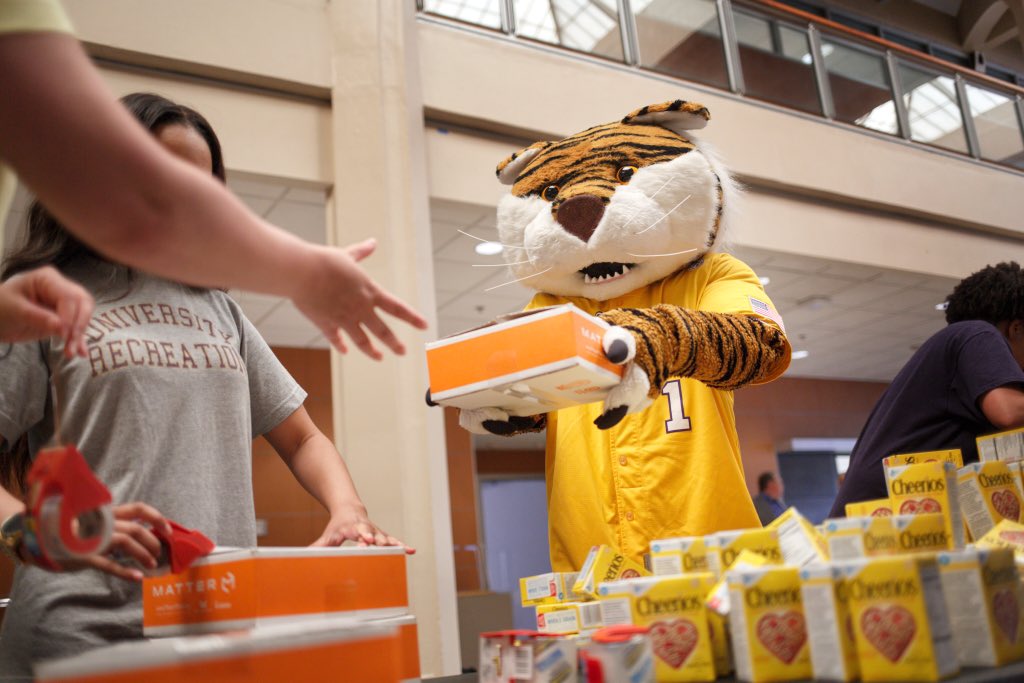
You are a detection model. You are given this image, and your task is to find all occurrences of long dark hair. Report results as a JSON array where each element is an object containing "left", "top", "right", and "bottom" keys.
[
  {"left": 0, "top": 93, "right": 225, "bottom": 492},
  {"left": 2, "top": 92, "right": 226, "bottom": 281}
]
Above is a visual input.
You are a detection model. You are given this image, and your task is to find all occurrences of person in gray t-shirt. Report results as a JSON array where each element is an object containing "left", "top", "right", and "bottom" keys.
[{"left": 0, "top": 93, "right": 409, "bottom": 678}]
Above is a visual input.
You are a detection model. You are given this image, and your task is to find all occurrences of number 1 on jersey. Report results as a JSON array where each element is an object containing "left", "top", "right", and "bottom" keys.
[{"left": 661, "top": 379, "right": 691, "bottom": 433}]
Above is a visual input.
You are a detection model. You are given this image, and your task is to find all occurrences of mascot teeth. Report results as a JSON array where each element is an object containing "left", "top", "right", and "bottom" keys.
[{"left": 580, "top": 262, "right": 634, "bottom": 285}]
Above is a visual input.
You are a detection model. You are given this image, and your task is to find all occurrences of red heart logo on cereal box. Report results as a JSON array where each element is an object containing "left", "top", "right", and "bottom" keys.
[
  {"left": 871, "top": 507, "right": 893, "bottom": 517},
  {"left": 755, "top": 611, "right": 806, "bottom": 664},
  {"left": 994, "top": 588, "right": 1020, "bottom": 644},
  {"left": 992, "top": 491, "right": 1021, "bottom": 522},
  {"left": 898, "top": 498, "right": 941, "bottom": 514},
  {"left": 861, "top": 605, "right": 916, "bottom": 662},
  {"left": 620, "top": 569, "right": 642, "bottom": 579},
  {"left": 649, "top": 618, "right": 699, "bottom": 668},
  {"left": 999, "top": 530, "right": 1024, "bottom": 547}
]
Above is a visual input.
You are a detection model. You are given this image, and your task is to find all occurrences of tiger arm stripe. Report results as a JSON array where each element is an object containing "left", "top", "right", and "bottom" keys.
[{"left": 599, "top": 305, "right": 789, "bottom": 396}]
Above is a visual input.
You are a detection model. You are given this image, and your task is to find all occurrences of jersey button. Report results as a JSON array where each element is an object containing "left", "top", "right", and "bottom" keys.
[
  {"left": 625, "top": 511, "right": 634, "bottom": 521},
  {"left": 619, "top": 456, "right": 627, "bottom": 466}
]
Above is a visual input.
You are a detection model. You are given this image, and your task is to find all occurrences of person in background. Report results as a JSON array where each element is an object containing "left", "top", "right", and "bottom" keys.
[
  {"left": 831, "top": 262, "right": 1024, "bottom": 516},
  {"left": 752, "top": 471, "right": 786, "bottom": 526},
  {"left": 0, "top": 93, "right": 409, "bottom": 678},
  {"left": 0, "top": 1, "right": 427, "bottom": 360}
]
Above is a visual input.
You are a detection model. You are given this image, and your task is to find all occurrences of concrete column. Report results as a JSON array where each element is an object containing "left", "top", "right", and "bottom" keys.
[{"left": 326, "top": 0, "right": 460, "bottom": 676}]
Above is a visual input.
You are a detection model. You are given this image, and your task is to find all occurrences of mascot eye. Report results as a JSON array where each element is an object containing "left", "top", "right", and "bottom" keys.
[
  {"left": 542, "top": 185, "right": 559, "bottom": 201},
  {"left": 617, "top": 166, "right": 637, "bottom": 183}
]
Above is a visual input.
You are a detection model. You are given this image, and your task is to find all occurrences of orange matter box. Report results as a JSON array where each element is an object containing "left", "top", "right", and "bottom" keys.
[
  {"left": 425, "top": 304, "right": 624, "bottom": 414},
  {"left": 143, "top": 547, "right": 409, "bottom": 637}
]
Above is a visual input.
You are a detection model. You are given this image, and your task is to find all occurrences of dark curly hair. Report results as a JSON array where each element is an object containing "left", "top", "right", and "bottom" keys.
[{"left": 945, "top": 262, "right": 1024, "bottom": 326}]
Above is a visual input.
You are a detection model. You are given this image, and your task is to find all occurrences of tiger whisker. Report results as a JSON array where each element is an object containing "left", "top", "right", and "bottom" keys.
[
  {"left": 484, "top": 267, "right": 553, "bottom": 292},
  {"left": 620, "top": 174, "right": 680, "bottom": 229},
  {"left": 633, "top": 194, "right": 692, "bottom": 236},
  {"left": 472, "top": 261, "right": 532, "bottom": 267},
  {"left": 457, "top": 229, "right": 530, "bottom": 251},
  {"left": 627, "top": 247, "right": 699, "bottom": 258}
]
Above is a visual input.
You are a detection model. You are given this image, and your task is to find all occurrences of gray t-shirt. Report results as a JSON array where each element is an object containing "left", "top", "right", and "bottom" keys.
[{"left": 0, "top": 262, "right": 306, "bottom": 677}]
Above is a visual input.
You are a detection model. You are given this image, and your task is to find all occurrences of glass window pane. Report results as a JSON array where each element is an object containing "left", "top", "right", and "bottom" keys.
[
  {"left": 897, "top": 62, "right": 969, "bottom": 154},
  {"left": 735, "top": 12, "right": 821, "bottom": 115},
  {"left": 964, "top": 83, "right": 1024, "bottom": 169},
  {"left": 422, "top": 0, "right": 502, "bottom": 31},
  {"left": 820, "top": 37, "right": 898, "bottom": 135},
  {"left": 632, "top": 0, "right": 729, "bottom": 90},
  {"left": 514, "top": 0, "right": 623, "bottom": 61}
]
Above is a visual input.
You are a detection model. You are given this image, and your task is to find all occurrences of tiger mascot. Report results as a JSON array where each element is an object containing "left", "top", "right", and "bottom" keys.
[{"left": 456, "top": 100, "right": 791, "bottom": 571}]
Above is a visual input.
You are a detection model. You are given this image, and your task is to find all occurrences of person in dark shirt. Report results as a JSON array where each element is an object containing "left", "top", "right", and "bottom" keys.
[
  {"left": 831, "top": 262, "right": 1024, "bottom": 517},
  {"left": 753, "top": 471, "right": 787, "bottom": 525}
]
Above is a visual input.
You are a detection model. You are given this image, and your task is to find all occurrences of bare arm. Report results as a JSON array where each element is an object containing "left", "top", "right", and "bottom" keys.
[
  {"left": 980, "top": 386, "right": 1024, "bottom": 430},
  {"left": 263, "top": 406, "right": 413, "bottom": 552},
  {"left": 0, "top": 33, "right": 426, "bottom": 358}
]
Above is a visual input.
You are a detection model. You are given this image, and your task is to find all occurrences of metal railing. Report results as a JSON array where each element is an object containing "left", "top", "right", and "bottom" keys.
[{"left": 417, "top": 0, "right": 1024, "bottom": 172}]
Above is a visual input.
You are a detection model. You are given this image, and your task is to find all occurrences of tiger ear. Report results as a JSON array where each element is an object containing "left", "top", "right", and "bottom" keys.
[
  {"left": 496, "top": 141, "right": 553, "bottom": 185},
  {"left": 622, "top": 100, "right": 710, "bottom": 135}
]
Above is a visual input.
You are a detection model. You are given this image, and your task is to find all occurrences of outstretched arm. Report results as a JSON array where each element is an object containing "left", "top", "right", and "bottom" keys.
[{"left": 0, "top": 33, "right": 426, "bottom": 358}]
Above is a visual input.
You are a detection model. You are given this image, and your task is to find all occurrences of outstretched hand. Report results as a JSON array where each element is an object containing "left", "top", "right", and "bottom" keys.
[
  {"left": 310, "top": 503, "right": 414, "bottom": 555},
  {"left": 0, "top": 266, "right": 94, "bottom": 357},
  {"left": 293, "top": 239, "right": 428, "bottom": 360}
]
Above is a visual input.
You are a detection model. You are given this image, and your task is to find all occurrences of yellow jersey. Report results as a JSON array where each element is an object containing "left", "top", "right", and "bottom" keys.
[{"left": 528, "top": 253, "right": 790, "bottom": 570}]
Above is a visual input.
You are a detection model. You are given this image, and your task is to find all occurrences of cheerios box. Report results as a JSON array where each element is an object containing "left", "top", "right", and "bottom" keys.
[
  {"left": 425, "top": 304, "right": 624, "bottom": 414},
  {"left": 598, "top": 574, "right": 716, "bottom": 681},
  {"left": 536, "top": 601, "right": 604, "bottom": 635},
  {"left": 766, "top": 507, "right": 829, "bottom": 567},
  {"left": 35, "top": 617, "right": 402, "bottom": 683},
  {"left": 887, "top": 461, "right": 965, "bottom": 550},
  {"left": 844, "top": 498, "right": 893, "bottom": 518},
  {"left": 726, "top": 566, "right": 811, "bottom": 683},
  {"left": 705, "top": 528, "right": 783, "bottom": 578},
  {"left": 958, "top": 461, "right": 1024, "bottom": 541},
  {"left": 977, "top": 426, "right": 1024, "bottom": 463},
  {"left": 976, "top": 519, "right": 1024, "bottom": 555},
  {"left": 649, "top": 536, "right": 710, "bottom": 576},
  {"left": 893, "top": 513, "right": 955, "bottom": 553},
  {"left": 937, "top": 547, "right": 1024, "bottom": 668},
  {"left": 520, "top": 572, "right": 580, "bottom": 607},
  {"left": 142, "top": 547, "right": 408, "bottom": 636},
  {"left": 799, "top": 564, "right": 859, "bottom": 683},
  {"left": 823, "top": 516, "right": 897, "bottom": 560},
  {"left": 837, "top": 555, "right": 958, "bottom": 682},
  {"left": 573, "top": 545, "right": 649, "bottom": 600}
]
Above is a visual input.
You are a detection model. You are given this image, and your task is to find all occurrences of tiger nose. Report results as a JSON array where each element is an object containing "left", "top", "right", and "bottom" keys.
[{"left": 556, "top": 194, "right": 605, "bottom": 243}]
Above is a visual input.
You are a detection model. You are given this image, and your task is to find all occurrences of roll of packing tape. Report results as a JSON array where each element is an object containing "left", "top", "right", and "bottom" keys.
[{"left": 37, "top": 495, "right": 114, "bottom": 561}]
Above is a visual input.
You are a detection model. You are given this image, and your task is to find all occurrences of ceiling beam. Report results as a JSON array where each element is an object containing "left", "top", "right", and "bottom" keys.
[{"left": 958, "top": 0, "right": 1010, "bottom": 51}]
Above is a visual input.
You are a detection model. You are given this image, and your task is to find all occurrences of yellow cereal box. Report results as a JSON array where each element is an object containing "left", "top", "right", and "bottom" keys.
[
  {"left": 519, "top": 572, "right": 580, "bottom": 607},
  {"left": 885, "top": 449, "right": 964, "bottom": 469},
  {"left": 887, "top": 461, "right": 965, "bottom": 550},
  {"left": 574, "top": 545, "right": 649, "bottom": 600},
  {"left": 706, "top": 603, "right": 733, "bottom": 677},
  {"left": 1008, "top": 461, "right": 1024, "bottom": 497},
  {"left": 799, "top": 564, "right": 859, "bottom": 682},
  {"left": 705, "top": 528, "right": 783, "bottom": 578},
  {"left": 844, "top": 498, "right": 893, "bottom": 518},
  {"left": 823, "top": 516, "right": 897, "bottom": 560},
  {"left": 726, "top": 566, "right": 811, "bottom": 683},
  {"left": 837, "top": 555, "right": 958, "bottom": 681},
  {"left": 937, "top": 548, "right": 1024, "bottom": 667},
  {"left": 958, "top": 461, "right": 1024, "bottom": 541},
  {"left": 976, "top": 519, "right": 1024, "bottom": 555},
  {"left": 893, "top": 513, "right": 955, "bottom": 553},
  {"left": 650, "top": 536, "right": 709, "bottom": 576},
  {"left": 977, "top": 426, "right": 1024, "bottom": 463},
  {"left": 536, "top": 601, "right": 603, "bottom": 635},
  {"left": 597, "top": 574, "right": 715, "bottom": 681},
  {"left": 766, "top": 508, "right": 829, "bottom": 567}
]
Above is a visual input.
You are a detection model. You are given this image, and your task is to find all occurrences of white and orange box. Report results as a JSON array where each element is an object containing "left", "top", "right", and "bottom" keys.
[
  {"left": 886, "top": 461, "right": 965, "bottom": 550},
  {"left": 598, "top": 574, "right": 716, "bottom": 681},
  {"left": 958, "top": 461, "right": 1024, "bottom": 541},
  {"left": 726, "top": 566, "right": 812, "bottom": 683},
  {"left": 978, "top": 426, "right": 1024, "bottom": 463},
  {"left": 649, "top": 536, "right": 710, "bottom": 576},
  {"left": 837, "top": 555, "right": 958, "bottom": 682},
  {"left": 536, "top": 601, "right": 603, "bottom": 635},
  {"left": 937, "top": 548, "right": 1024, "bottom": 668},
  {"left": 799, "top": 564, "right": 859, "bottom": 682},
  {"left": 35, "top": 617, "right": 404, "bottom": 683},
  {"left": 425, "top": 304, "right": 624, "bottom": 414},
  {"left": 520, "top": 572, "right": 580, "bottom": 607},
  {"left": 143, "top": 547, "right": 408, "bottom": 636},
  {"left": 478, "top": 630, "right": 579, "bottom": 683}
]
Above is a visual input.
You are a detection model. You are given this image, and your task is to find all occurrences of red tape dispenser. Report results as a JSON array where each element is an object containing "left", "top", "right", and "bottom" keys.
[
  {"left": 24, "top": 445, "right": 114, "bottom": 570},
  {"left": 150, "top": 520, "right": 215, "bottom": 575}
]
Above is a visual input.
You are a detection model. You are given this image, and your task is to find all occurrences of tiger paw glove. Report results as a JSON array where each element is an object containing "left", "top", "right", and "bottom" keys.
[
  {"left": 595, "top": 305, "right": 789, "bottom": 429},
  {"left": 458, "top": 408, "right": 547, "bottom": 436}
]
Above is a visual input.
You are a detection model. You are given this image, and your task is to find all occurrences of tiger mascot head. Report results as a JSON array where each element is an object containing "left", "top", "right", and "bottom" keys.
[{"left": 495, "top": 99, "right": 738, "bottom": 301}]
